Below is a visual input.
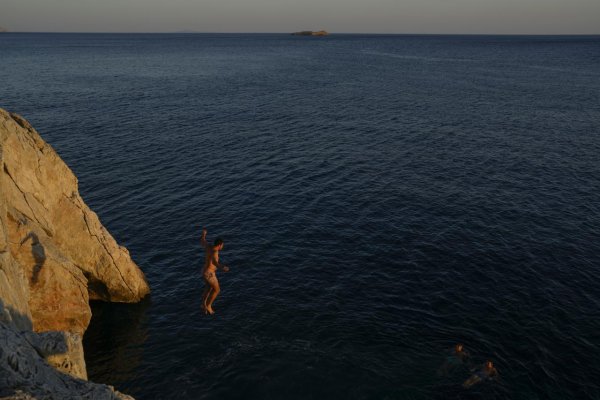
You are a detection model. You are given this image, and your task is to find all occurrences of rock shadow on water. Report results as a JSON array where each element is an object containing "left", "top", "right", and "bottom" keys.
[{"left": 83, "top": 298, "right": 151, "bottom": 390}]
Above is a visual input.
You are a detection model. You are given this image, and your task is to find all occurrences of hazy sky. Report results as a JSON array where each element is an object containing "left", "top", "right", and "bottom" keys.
[{"left": 1, "top": 0, "right": 599, "bottom": 34}]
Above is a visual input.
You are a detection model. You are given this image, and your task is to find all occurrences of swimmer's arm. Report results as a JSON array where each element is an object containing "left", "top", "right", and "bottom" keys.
[
  {"left": 469, "top": 363, "right": 483, "bottom": 373},
  {"left": 489, "top": 369, "right": 499, "bottom": 380}
]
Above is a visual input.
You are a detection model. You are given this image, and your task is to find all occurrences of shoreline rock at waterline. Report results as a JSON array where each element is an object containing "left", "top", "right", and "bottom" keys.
[{"left": 0, "top": 317, "right": 133, "bottom": 400}]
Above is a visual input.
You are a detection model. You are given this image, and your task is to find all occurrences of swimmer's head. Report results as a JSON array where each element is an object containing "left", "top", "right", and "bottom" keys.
[
  {"left": 455, "top": 344, "right": 463, "bottom": 352},
  {"left": 214, "top": 237, "right": 224, "bottom": 249}
]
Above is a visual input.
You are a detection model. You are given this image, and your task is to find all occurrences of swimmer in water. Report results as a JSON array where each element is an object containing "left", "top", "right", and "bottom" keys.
[
  {"left": 438, "top": 343, "right": 470, "bottom": 375},
  {"left": 200, "top": 228, "right": 229, "bottom": 315},
  {"left": 462, "top": 360, "right": 498, "bottom": 389}
]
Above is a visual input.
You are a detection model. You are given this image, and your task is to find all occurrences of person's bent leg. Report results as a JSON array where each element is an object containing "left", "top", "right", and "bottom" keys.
[
  {"left": 201, "top": 284, "right": 212, "bottom": 312},
  {"left": 206, "top": 278, "right": 220, "bottom": 314}
]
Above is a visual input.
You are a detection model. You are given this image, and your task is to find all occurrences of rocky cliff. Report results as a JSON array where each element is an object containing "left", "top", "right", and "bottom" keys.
[
  {"left": 0, "top": 316, "right": 134, "bottom": 400},
  {"left": 0, "top": 108, "right": 150, "bottom": 398}
]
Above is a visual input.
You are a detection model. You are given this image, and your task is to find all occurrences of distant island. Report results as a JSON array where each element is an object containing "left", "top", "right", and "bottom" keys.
[
  {"left": 0, "top": 27, "right": 8, "bottom": 33},
  {"left": 292, "top": 30, "right": 329, "bottom": 36}
]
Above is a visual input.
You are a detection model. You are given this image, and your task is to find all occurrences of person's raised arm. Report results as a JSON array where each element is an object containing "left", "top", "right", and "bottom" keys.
[{"left": 201, "top": 227, "right": 208, "bottom": 248}]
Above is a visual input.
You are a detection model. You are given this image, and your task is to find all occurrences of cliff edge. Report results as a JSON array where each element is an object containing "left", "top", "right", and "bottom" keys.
[{"left": 0, "top": 109, "right": 149, "bottom": 398}]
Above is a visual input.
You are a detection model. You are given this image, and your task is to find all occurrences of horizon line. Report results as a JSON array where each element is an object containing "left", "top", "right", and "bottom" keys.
[{"left": 2, "top": 31, "right": 600, "bottom": 36}]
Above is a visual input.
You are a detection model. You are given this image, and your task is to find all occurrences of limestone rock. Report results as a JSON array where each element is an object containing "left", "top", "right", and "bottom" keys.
[
  {"left": 0, "top": 108, "right": 146, "bottom": 396},
  {"left": 0, "top": 254, "right": 31, "bottom": 332},
  {"left": 33, "top": 331, "right": 87, "bottom": 380},
  {"left": 0, "top": 322, "right": 133, "bottom": 400},
  {"left": 0, "top": 187, "right": 31, "bottom": 332},
  {"left": 0, "top": 108, "right": 150, "bottom": 337}
]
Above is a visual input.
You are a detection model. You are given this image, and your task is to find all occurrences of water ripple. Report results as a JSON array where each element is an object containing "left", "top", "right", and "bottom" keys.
[{"left": 1, "top": 33, "right": 600, "bottom": 400}]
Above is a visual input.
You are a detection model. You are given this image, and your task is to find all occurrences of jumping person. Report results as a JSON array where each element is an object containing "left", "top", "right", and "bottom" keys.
[{"left": 201, "top": 227, "right": 229, "bottom": 315}]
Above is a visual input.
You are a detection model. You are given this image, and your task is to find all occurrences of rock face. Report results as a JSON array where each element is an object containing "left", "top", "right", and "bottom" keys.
[
  {"left": 1, "top": 109, "right": 150, "bottom": 334},
  {"left": 0, "top": 318, "right": 133, "bottom": 399},
  {"left": 0, "top": 108, "right": 149, "bottom": 397}
]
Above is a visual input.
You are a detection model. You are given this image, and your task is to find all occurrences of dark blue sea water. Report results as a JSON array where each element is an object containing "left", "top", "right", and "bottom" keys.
[{"left": 1, "top": 33, "right": 600, "bottom": 399}]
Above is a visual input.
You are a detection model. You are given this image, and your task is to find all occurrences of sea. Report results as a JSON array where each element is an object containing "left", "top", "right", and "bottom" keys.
[{"left": 1, "top": 33, "right": 600, "bottom": 400}]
